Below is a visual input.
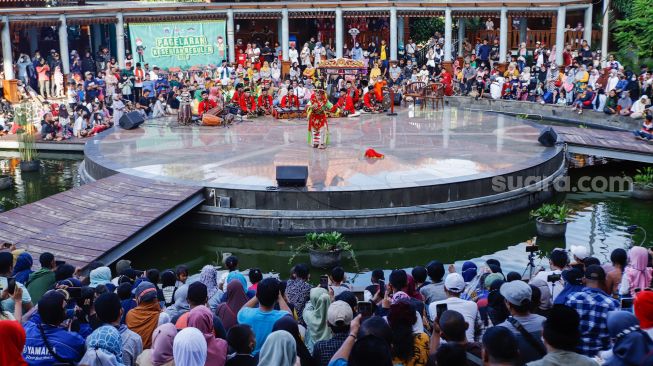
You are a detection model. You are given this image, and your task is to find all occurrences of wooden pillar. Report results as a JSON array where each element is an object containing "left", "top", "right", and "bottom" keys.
[{"left": 550, "top": 15, "right": 557, "bottom": 48}]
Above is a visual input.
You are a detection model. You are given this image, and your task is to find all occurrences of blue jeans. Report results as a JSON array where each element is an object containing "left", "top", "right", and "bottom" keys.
[{"left": 634, "top": 130, "right": 653, "bottom": 140}]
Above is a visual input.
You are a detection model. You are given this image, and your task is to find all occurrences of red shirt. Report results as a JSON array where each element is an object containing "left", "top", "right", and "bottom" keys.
[
  {"left": 237, "top": 53, "right": 247, "bottom": 66},
  {"left": 257, "top": 95, "right": 273, "bottom": 111},
  {"left": 347, "top": 87, "right": 360, "bottom": 104},
  {"left": 198, "top": 99, "right": 217, "bottom": 115},
  {"left": 281, "top": 95, "right": 300, "bottom": 108},
  {"left": 333, "top": 95, "right": 355, "bottom": 114},
  {"left": 239, "top": 95, "right": 256, "bottom": 112},
  {"left": 363, "top": 91, "right": 375, "bottom": 108}
]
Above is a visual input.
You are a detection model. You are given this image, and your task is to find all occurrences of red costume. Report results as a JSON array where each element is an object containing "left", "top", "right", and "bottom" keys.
[
  {"left": 281, "top": 94, "right": 300, "bottom": 109},
  {"left": 239, "top": 94, "right": 256, "bottom": 113},
  {"left": 363, "top": 91, "right": 376, "bottom": 109},
  {"left": 257, "top": 94, "right": 273, "bottom": 114},
  {"left": 307, "top": 91, "right": 331, "bottom": 147},
  {"left": 198, "top": 99, "right": 217, "bottom": 115},
  {"left": 347, "top": 87, "right": 360, "bottom": 105},
  {"left": 440, "top": 70, "right": 454, "bottom": 96},
  {"left": 332, "top": 94, "right": 355, "bottom": 114}
]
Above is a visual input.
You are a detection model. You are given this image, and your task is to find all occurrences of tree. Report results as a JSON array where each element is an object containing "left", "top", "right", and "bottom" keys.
[
  {"left": 614, "top": 0, "right": 653, "bottom": 64},
  {"left": 410, "top": 17, "right": 445, "bottom": 44}
]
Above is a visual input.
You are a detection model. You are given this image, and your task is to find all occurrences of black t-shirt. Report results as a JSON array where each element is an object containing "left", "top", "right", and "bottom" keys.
[
  {"left": 138, "top": 96, "right": 150, "bottom": 109},
  {"left": 226, "top": 354, "right": 257, "bottom": 366}
]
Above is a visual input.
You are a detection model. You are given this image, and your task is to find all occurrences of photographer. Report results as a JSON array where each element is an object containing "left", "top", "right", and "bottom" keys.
[
  {"left": 531, "top": 249, "right": 568, "bottom": 307},
  {"left": 22, "top": 290, "right": 86, "bottom": 365},
  {"left": 1, "top": 252, "right": 33, "bottom": 316}
]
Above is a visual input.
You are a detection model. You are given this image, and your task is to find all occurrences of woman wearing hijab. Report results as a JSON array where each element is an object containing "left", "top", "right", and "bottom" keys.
[
  {"left": 90, "top": 266, "right": 114, "bottom": 288},
  {"left": 620, "top": 246, "right": 653, "bottom": 296},
  {"left": 136, "top": 323, "right": 177, "bottom": 366},
  {"left": 198, "top": 265, "right": 222, "bottom": 311},
  {"left": 217, "top": 280, "right": 249, "bottom": 330},
  {"left": 603, "top": 311, "right": 653, "bottom": 366},
  {"left": 461, "top": 261, "right": 481, "bottom": 301},
  {"left": 0, "top": 320, "right": 27, "bottom": 366},
  {"left": 80, "top": 325, "right": 126, "bottom": 366},
  {"left": 303, "top": 287, "right": 332, "bottom": 351},
  {"left": 12, "top": 252, "right": 33, "bottom": 284},
  {"left": 272, "top": 316, "right": 313, "bottom": 366},
  {"left": 187, "top": 305, "right": 228, "bottom": 366},
  {"left": 173, "top": 327, "right": 207, "bottom": 366},
  {"left": 554, "top": 268, "right": 585, "bottom": 305},
  {"left": 165, "top": 284, "right": 189, "bottom": 323},
  {"left": 257, "top": 330, "right": 298, "bottom": 366},
  {"left": 126, "top": 282, "right": 161, "bottom": 348}
]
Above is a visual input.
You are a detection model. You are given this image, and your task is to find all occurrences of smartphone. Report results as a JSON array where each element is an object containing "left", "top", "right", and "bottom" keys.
[
  {"left": 358, "top": 301, "right": 373, "bottom": 318},
  {"left": 319, "top": 275, "right": 329, "bottom": 290},
  {"left": 436, "top": 303, "right": 448, "bottom": 320},
  {"left": 378, "top": 280, "right": 385, "bottom": 297},
  {"left": 621, "top": 297, "right": 634, "bottom": 309},
  {"left": 66, "top": 287, "right": 82, "bottom": 299},
  {"left": 7, "top": 277, "right": 16, "bottom": 295}
]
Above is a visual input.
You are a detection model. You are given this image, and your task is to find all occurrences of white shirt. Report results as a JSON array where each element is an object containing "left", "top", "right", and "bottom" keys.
[
  {"left": 429, "top": 297, "right": 479, "bottom": 342},
  {"left": 289, "top": 48, "right": 299, "bottom": 64},
  {"left": 486, "top": 20, "right": 495, "bottom": 30},
  {"left": 149, "top": 70, "right": 159, "bottom": 81}
]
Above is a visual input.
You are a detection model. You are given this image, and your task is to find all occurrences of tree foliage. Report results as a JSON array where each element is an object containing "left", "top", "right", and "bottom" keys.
[
  {"left": 614, "top": 0, "right": 653, "bottom": 62},
  {"left": 410, "top": 17, "right": 445, "bottom": 44}
]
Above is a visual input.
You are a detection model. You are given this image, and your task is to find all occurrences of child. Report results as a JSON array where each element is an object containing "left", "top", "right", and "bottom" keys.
[
  {"left": 160, "top": 270, "right": 177, "bottom": 307},
  {"left": 53, "top": 66, "right": 64, "bottom": 98},
  {"left": 226, "top": 325, "right": 256, "bottom": 365},
  {"left": 175, "top": 265, "right": 189, "bottom": 287}
]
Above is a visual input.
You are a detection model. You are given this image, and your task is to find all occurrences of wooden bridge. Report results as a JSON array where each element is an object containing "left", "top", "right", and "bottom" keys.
[
  {"left": 0, "top": 173, "right": 204, "bottom": 269},
  {"left": 555, "top": 126, "right": 653, "bottom": 164}
]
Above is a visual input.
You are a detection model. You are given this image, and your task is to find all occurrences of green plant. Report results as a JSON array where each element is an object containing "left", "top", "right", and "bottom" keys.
[
  {"left": 289, "top": 231, "right": 359, "bottom": 270},
  {"left": 530, "top": 203, "right": 572, "bottom": 223},
  {"left": 633, "top": 167, "right": 653, "bottom": 189},
  {"left": 14, "top": 103, "right": 38, "bottom": 163},
  {"left": 614, "top": 0, "right": 653, "bottom": 65},
  {"left": 410, "top": 17, "right": 445, "bottom": 44}
]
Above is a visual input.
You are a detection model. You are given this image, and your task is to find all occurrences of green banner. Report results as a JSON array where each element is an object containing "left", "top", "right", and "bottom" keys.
[{"left": 129, "top": 20, "right": 226, "bottom": 69}]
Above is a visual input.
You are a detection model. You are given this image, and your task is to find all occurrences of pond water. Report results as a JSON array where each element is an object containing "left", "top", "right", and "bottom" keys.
[{"left": 1, "top": 152, "right": 650, "bottom": 287}]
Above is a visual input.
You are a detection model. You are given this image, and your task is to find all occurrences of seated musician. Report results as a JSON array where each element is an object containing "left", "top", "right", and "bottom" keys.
[
  {"left": 281, "top": 88, "right": 301, "bottom": 110},
  {"left": 239, "top": 88, "right": 257, "bottom": 117},
  {"left": 373, "top": 77, "right": 387, "bottom": 105},
  {"left": 346, "top": 81, "right": 360, "bottom": 106},
  {"left": 331, "top": 88, "right": 358, "bottom": 117},
  {"left": 231, "top": 84, "right": 244, "bottom": 106},
  {"left": 198, "top": 91, "right": 217, "bottom": 116},
  {"left": 257, "top": 88, "right": 273, "bottom": 115},
  {"left": 363, "top": 89, "right": 381, "bottom": 113}
]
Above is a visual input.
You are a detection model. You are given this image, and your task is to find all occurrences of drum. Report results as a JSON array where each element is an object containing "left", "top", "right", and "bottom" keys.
[{"left": 201, "top": 114, "right": 222, "bottom": 126}]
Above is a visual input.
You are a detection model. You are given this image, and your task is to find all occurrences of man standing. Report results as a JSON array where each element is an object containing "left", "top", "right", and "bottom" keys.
[
  {"left": 428, "top": 273, "right": 482, "bottom": 342},
  {"left": 564, "top": 265, "right": 618, "bottom": 357},
  {"left": 313, "top": 301, "right": 353, "bottom": 366},
  {"left": 477, "top": 39, "right": 492, "bottom": 65}
]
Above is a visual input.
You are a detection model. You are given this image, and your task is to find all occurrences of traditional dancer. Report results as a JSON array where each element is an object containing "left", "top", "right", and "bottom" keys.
[{"left": 306, "top": 88, "right": 332, "bottom": 149}]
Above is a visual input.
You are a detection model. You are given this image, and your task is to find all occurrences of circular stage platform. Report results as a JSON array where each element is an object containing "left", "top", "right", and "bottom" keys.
[{"left": 82, "top": 107, "right": 565, "bottom": 234}]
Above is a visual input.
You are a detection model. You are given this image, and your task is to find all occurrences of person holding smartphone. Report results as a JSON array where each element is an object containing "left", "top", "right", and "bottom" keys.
[
  {"left": 0, "top": 252, "right": 33, "bottom": 317},
  {"left": 428, "top": 272, "right": 482, "bottom": 343}
]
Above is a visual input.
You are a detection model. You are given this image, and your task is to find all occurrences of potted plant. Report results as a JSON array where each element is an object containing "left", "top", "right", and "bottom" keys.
[
  {"left": 631, "top": 167, "right": 653, "bottom": 200},
  {"left": 530, "top": 203, "right": 572, "bottom": 237},
  {"left": 15, "top": 103, "right": 40, "bottom": 172},
  {"left": 0, "top": 174, "right": 11, "bottom": 190},
  {"left": 289, "top": 231, "right": 359, "bottom": 269}
]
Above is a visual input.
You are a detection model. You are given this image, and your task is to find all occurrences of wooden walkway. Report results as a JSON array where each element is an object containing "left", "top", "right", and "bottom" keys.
[
  {"left": 0, "top": 174, "right": 204, "bottom": 269},
  {"left": 556, "top": 126, "right": 653, "bottom": 164}
]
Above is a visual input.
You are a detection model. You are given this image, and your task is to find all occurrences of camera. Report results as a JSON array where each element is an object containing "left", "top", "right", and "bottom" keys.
[
  {"left": 525, "top": 244, "right": 540, "bottom": 253},
  {"left": 547, "top": 274, "right": 561, "bottom": 282}
]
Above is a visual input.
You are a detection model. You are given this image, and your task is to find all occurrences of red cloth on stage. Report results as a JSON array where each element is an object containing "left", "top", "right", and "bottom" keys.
[
  {"left": 364, "top": 148, "right": 384, "bottom": 159},
  {"left": 333, "top": 95, "right": 355, "bottom": 114},
  {"left": 239, "top": 95, "right": 256, "bottom": 113},
  {"left": 198, "top": 99, "right": 217, "bottom": 115},
  {"left": 281, "top": 95, "right": 300, "bottom": 109}
]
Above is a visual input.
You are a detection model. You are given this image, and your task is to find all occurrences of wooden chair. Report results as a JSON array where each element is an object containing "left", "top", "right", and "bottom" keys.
[
  {"left": 423, "top": 83, "right": 445, "bottom": 111},
  {"left": 404, "top": 82, "right": 426, "bottom": 109}
]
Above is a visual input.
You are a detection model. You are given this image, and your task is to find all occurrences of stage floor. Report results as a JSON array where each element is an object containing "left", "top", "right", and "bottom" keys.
[{"left": 85, "top": 107, "right": 556, "bottom": 191}]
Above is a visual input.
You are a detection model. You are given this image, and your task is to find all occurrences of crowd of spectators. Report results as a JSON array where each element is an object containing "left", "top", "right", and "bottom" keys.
[
  {"left": 3, "top": 241, "right": 653, "bottom": 366},
  {"left": 1, "top": 31, "right": 651, "bottom": 141}
]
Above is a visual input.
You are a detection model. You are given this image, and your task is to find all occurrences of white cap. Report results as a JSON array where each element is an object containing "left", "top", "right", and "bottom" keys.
[
  {"left": 570, "top": 245, "right": 590, "bottom": 260},
  {"left": 444, "top": 273, "right": 465, "bottom": 293}
]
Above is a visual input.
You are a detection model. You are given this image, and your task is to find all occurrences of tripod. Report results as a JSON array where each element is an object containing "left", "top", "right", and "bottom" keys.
[{"left": 522, "top": 250, "right": 538, "bottom": 280}]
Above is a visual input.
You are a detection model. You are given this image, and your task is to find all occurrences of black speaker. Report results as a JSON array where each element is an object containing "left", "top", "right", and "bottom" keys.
[
  {"left": 276, "top": 166, "right": 308, "bottom": 187},
  {"left": 538, "top": 127, "right": 558, "bottom": 147},
  {"left": 119, "top": 111, "right": 145, "bottom": 130}
]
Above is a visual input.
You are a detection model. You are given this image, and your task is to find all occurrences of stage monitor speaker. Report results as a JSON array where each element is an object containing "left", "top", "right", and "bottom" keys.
[
  {"left": 119, "top": 111, "right": 145, "bottom": 130},
  {"left": 276, "top": 165, "right": 308, "bottom": 187},
  {"left": 538, "top": 127, "right": 558, "bottom": 147}
]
